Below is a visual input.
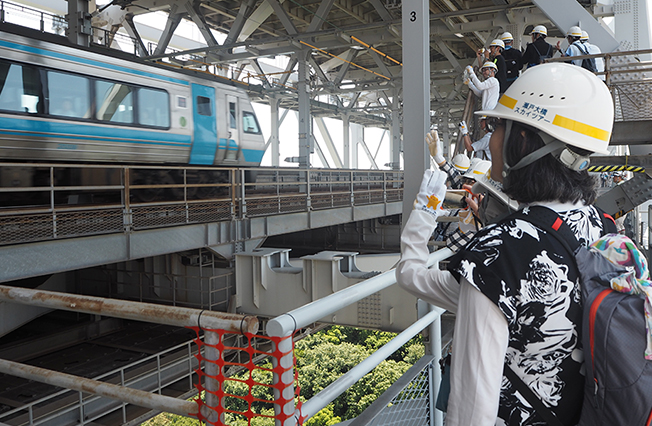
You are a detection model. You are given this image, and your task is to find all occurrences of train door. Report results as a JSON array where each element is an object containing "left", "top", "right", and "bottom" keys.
[
  {"left": 189, "top": 84, "right": 218, "bottom": 165},
  {"left": 225, "top": 95, "right": 240, "bottom": 161}
]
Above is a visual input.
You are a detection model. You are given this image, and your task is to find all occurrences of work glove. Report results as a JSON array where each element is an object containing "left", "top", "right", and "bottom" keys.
[
  {"left": 459, "top": 121, "right": 469, "bottom": 136},
  {"left": 462, "top": 68, "right": 471, "bottom": 85},
  {"left": 426, "top": 130, "right": 445, "bottom": 166},
  {"left": 465, "top": 65, "right": 474, "bottom": 74},
  {"left": 414, "top": 169, "right": 447, "bottom": 219}
]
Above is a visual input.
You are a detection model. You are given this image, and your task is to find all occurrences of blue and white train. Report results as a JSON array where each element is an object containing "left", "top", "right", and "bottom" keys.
[{"left": 0, "top": 28, "right": 266, "bottom": 167}]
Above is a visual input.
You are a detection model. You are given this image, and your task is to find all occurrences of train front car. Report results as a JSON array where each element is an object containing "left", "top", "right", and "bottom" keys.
[
  {"left": 192, "top": 82, "right": 265, "bottom": 167},
  {"left": 0, "top": 29, "right": 266, "bottom": 168}
]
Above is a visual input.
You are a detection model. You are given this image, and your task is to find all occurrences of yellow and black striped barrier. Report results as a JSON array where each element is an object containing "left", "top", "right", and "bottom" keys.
[{"left": 588, "top": 164, "right": 646, "bottom": 173}]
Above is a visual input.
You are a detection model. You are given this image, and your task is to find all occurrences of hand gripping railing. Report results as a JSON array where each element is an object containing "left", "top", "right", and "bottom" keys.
[{"left": 266, "top": 248, "right": 453, "bottom": 426}]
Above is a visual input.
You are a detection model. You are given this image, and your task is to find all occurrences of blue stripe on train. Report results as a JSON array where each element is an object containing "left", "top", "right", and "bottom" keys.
[
  {"left": 0, "top": 116, "right": 191, "bottom": 146},
  {"left": 0, "top": 116, "right": 265, "bottom": 163},
  {"left": 218, "top": 138, "right": 239, "bottom": 151},
  {"left": 0, "top": 39, "right": 189, "bottom": 86}
]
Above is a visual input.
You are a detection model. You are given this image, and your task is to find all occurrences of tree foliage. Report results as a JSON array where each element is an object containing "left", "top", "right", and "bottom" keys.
[
  {"left": 294, "top": 326, "right": 422, "bottom": 420},
  {"left": 143, "top": 325, "right": 423, "bottom": 425}
]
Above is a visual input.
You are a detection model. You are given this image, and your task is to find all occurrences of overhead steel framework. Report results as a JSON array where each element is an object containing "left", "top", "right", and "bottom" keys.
[{"left": 78, "top": 0, "right": 617, "bottom": 155}]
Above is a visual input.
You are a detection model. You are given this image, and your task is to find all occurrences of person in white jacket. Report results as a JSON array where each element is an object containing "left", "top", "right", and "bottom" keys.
[
  {"left": 397, "top": 63, "right": 616, "bottom": 426},
  {"left": 466, "top": 62, "right": 500, "bottom": 111}
]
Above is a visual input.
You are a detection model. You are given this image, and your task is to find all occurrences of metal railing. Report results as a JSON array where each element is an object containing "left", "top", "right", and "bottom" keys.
[
  {"left": 0, "top": 338, "right": 199, "bottom": 426},
  {"left": 267, "top": 248, "right": 453, "bottom": 426},
  {"left": 546, "top": 48, "right": 652, "bottom": 122},
  {"left": 85, "top": 254, "right": 235, "bottom": 312},
  {"left": 0, "top": 287, "right": 259, "bottom": 425},
  {"left": 0, "top": 164, "right": 404, "bottom": 246},
  {"left": 351, "top": 355, "right": 437, "bottom": 426},
  {"left": 0, "top": 0, "right": 143, "bottom": 55},
  {"left": 0, "top": 0, "right": 65, "bottom": 34}
]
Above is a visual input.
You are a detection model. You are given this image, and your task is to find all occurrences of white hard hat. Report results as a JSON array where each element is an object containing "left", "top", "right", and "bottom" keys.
[
  {"left": 463, "top": 158, "right": 492, "bottom": 179},
  {"left": 481, "top": 61, "right": 498, "bottom": 71},
  {"left": 531, "top": 25, "right": 547, "bottom": 36},
  {"left": 489, "top": 39, "right": 505, "bottom": 49},
  {"left": 452, "top": 154, "right": 471, "bottom": 172},
  {"left": 581, "top": 30, "right": 589, "bottom": 41},
  {"left": 567, "top": 26, "right": 582, "bottom": 38},
  {"left": 476, "top": 63, "right": 614, "bottom": 155},
  {"left": 500, "top": 32, "right": 513, "bottom": 41}
]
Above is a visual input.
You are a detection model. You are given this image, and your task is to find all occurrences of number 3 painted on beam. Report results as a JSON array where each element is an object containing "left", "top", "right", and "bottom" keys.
[{"left": 410, "top": 11, "right": 416, "bottom": 21}]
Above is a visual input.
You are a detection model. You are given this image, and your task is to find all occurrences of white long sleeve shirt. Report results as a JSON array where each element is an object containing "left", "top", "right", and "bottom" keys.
[
  {"left": 468, "top": 73, "right": 499, "bottom": 111},
  {"left": 396, "top": 209, "right": 508, "bottom": 426},
  {"left": 471, "top": 132, "right": 492, "bottom": 160}
]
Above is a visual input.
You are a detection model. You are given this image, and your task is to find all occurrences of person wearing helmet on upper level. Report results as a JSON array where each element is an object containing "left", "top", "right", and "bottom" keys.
[
  {"left": 459, "top": 116, "right": 493, "bottom": 160},
  {"left": 557, "top": 26, "right": 589, "bottom": 67},
  {"left": 397, "top": 63, "right": 616, "bottom": 426},
  {"left": 581, "top": 30, "right": 605, "bottom": 81},
  {"left": 522, "top": 24, "right": 556, "bottom": 68},
  {"left": 500, "top": 32, "right": 523, "bottom": 89},
  {"left": 465, "top": 61, "right": 500, "bottom": 111},
  {"left": 478, "top": 39, "right": 508, "bottom": 93}
]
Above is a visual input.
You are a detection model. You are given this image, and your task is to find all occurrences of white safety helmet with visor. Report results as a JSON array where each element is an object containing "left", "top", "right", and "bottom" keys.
[
  {"left": 500, "top": 32, "right": 514, "bottom": 42},
  {"left": 475, "top": 63, "right": 613, "bottom": 177},
  {"left": 530, "top": 25, "right": 547, "bottom": 36},
  {"left": 452, "top": 153, "right": 471, "bottom": 172}
]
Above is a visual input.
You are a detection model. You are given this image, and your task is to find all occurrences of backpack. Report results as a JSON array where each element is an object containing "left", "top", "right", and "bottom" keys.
[
  {"left": 513, "top": 206, "right": 652, "bottom": 426},
  {"left": 576, "top": 42, "right": 598, "bottom": 73},
  {"left": 531, "top": 43, "right": 552, "bottom": 66}
]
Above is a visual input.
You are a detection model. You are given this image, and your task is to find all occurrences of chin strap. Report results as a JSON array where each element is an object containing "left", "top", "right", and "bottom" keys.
[{"left": 501, "top": 121, "right": 590, "bottom": 177}]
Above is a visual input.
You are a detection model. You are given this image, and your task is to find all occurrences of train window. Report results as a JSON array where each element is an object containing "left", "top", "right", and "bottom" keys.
[
  {"left": 196, "top": 96, "right": 211, "bottom": 116},
  {"left": 138, "top": 88, "right": 170, "bottom": 128},
  {"left": 0, "top": 61, "right": 41, "bottom": 114},
  {"left": 96, "top": 80, "right": 134, "bottom": 124},
  {"left": 242, "top": 111, "right": 262, "bottom": 134},
  {"left": 229, "top": 102, "right": 237, "bottom": 129},
  {"left": 47, "top": 71, "right": 90, "bottom": 119}
]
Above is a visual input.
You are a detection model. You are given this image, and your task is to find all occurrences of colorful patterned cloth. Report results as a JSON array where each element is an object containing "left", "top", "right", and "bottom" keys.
[{"left": 590, "top": 233, "right": 652, "bottom": 359}]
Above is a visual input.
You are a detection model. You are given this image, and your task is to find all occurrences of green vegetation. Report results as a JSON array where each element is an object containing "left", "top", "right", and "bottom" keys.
[{"left": 143, "top": 326, "right": 424, "bottom": 426}]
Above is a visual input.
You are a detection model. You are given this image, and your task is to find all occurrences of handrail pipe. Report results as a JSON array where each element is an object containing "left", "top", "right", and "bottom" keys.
[
  {"left": 0, "top": 358, "right": 202, "bottom": 418},
  {"left": 0, "top": 285, "right": 259, "bottom": 334},
  {"left": 266, "top": 248, "right": 453, "bottom": 337}
]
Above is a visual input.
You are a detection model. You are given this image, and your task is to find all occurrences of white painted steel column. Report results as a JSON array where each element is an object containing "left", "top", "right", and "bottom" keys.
[
  {"left": 342, "top": 113, "right": 351, "bottom": 168},
  {"left": 273, "top": 334, "right": 296, "bottom": 426},
  {"left": 401, "top": 0, "right": 430, "bottom": 226},
  {"left": 271, "top": 97, "right": 280, "bottom": 167},
  {"left": 298, "top": 51, "right": 312, "bottom": 168},
  {"left": 429, "top": 304, "right": 443, "bottom": 426},
  {"left": 351, "top": 123, "right": 362, "bottom": 169},
  {"left": 204, "top": 330, "right": 221, "bottom": 425},
  {"left": 390, "top": 87, "right": 401, "bottom": 170}
]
